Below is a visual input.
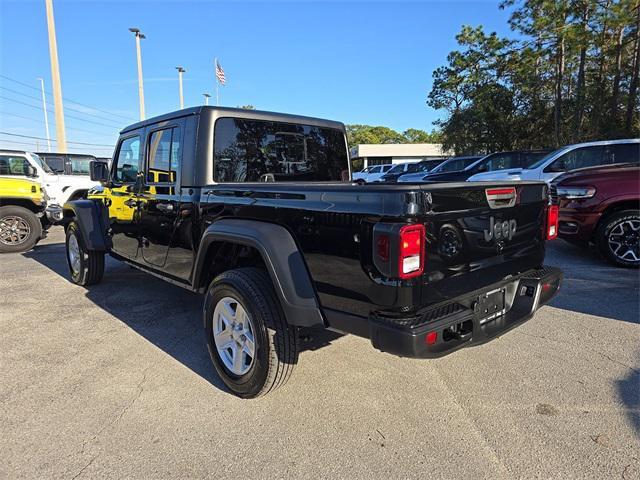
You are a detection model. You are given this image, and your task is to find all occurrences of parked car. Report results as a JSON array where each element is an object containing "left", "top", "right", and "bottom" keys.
[
  {"left": 0, "top": 175, "right": 57, "bottom": 253},
  {"left": 0, "top": 150, "right": 99, "bottom": 214},
  {"left": 61, "top": 106, "right": 562, "bottom": 398},
  {"left": 398, "top": 156, "right": 482, "bottom": 182},
  {"left": 467, "top": 139, "right": 639, "bottom": 183},
  {"left": 379, "top": 158, "right": 446, "bottom": 183},
  {"left": 404, "top": 150, "right": 549, "bottom": 183},
  {"left": 551, "top": 162, "right": 639, "bottom": 268},
  {"left": 352, "top": 164, "right": 393, "bottom": 183},
  {"left": 37, "top": 152, "right": 107, "bottom": 176}
]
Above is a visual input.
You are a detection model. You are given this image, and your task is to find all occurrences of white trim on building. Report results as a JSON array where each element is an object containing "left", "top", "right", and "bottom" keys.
[{"left": 350, "top": 143, "right": 451, "bottom": 168}]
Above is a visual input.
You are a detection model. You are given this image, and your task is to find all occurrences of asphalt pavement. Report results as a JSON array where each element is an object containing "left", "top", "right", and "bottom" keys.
[{"left": 1, "top": 227, "right": 638, "bottom": 479}]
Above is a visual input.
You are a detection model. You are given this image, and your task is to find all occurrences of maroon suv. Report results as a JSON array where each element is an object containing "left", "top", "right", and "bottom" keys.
[{"left": 551, "top": 163, "right": 639, "bottom": 267}]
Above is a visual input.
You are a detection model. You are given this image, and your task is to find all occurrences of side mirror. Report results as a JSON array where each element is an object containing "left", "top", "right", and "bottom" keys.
[
  {"left": 90, "top": 161, "right": 109, "bottom": 183},
  {"left": 476, "top": 165, "right": 488, "bottom": 173},
  {"left": 26, "top": 165, "right": 38, "bottom": 178}
]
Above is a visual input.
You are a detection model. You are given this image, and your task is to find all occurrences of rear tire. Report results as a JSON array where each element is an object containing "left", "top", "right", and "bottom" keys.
[
  {"left": 596, "top": 210, "right": 640, "bottom": 268},
  {"left": 203, "top": 267, "right": 298, "bottom": 398},
  {"left": 65, "top": 221, "right": 105, "bottom": 285},
  {"left": 0, "top": 206, "right": 42, "bottom": 253}
]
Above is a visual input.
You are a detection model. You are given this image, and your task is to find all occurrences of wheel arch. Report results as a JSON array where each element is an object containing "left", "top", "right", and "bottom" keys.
[
  {"left": 62, "top": 199, "right": 111, "bottom": 251},
  {"left": 0, "top": 198, "right": 42, "bottom": 213},
  {"left": 193, "top": 219, "right": 325, "bottom": 328},
  {"left": 594, "top": 198, "right": 640, "bottom": 239}
]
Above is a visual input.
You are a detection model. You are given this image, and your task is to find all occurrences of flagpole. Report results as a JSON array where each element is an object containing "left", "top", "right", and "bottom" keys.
[{"left": 214, "top": 57, "right": 219, "bottom": 106}]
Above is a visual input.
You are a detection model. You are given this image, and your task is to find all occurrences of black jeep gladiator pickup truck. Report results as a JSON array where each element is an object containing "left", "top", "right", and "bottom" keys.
[{"left": 62, "top": 106, "right": 562, "bottom": 398}]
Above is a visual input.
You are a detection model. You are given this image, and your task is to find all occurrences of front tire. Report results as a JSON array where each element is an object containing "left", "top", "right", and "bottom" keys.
[
  {"left": 204, "top": 268, "right": 298, "bottom": 398},
  {"left": 0, "top": 206, "right": 42, "bottom": 253},
  {"left": 596, "top": 210, "right": 640, "bottom": 268},
  {"left": 65, "top": 222, "right": 105, "bottom": 285}
]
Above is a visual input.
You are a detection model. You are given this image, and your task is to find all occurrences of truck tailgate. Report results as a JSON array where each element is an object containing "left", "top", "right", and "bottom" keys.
[{"left": 418, "top": 182, "right": 548, "bottom": 306}]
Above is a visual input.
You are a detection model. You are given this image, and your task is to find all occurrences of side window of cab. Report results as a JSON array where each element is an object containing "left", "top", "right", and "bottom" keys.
[
  {"left": 113, "top": 135, "right": 142, "bottom": 183},
  {"left": 0, "top": 156, "right": 30, "bottom": 176},
  {"left": 545, "top": 146, "right": 603, "bottom": 172}
]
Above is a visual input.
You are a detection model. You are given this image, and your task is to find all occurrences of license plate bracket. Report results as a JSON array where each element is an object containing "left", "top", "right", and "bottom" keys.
[{"left": 474, "top": 288, "right": 506, "bottom": 325}]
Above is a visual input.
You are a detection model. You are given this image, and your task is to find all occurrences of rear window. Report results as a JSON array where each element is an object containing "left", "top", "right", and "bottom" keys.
[
  {"left": 213, "top": 118, "right": 348, "bottom": 182},
  {"left": 605, "top": 143, "right": 639, "bottom": 164}
]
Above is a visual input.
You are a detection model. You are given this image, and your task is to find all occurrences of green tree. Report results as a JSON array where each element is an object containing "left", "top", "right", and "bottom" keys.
[{"left": 428, "top": 0, "right": 640, "bottom": 154}]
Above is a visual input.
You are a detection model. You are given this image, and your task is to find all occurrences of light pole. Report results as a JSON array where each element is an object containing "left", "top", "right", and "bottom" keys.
[
  {"left": 44, "top": 0, "right": 67, "bottom": 152},
  {"left": 203, "top": 93, "right": 211, "bottom": 105},
  {"left": 37, "top": 77, "right": 51, "bottom": 152},
  {"left": 176, "top": 66, "right": 185, "bottom": 109},
  {"left": 129, "top": 28, "right": 146, "bottom": 120}
]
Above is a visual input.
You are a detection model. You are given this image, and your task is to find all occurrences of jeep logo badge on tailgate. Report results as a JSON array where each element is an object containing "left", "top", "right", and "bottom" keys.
[{"left": 484, "top": 217, "right": 517, "bottom": 242}]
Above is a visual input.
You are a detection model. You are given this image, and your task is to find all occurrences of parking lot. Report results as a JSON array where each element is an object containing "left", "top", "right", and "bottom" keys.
[{"left": 1, "top": 227, "right": 638, "bottom": 479}]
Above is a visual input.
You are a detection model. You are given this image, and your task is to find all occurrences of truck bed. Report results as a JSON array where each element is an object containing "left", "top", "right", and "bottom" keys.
[{"left": 200, "top": 180, "right": 549, "bottom": 320}]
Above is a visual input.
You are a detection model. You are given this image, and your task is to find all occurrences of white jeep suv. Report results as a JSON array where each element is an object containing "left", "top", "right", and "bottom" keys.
[{"left": 0, "top": 150, "right": 100, "bottom": 220}]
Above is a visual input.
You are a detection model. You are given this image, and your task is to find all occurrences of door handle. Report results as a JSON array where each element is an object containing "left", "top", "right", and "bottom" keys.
[
  {"left": 123, "top": 199, "right": 138, "bottom": 208},
  {"left": 156, "top": 203, "right": 174, "bottom": 213}
]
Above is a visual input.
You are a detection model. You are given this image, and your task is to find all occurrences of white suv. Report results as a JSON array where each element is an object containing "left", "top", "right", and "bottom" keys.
[
  {"left": 0, "top": 150, "right": 100, "bottom": 217},
  {"left": 352, "top": 164, "right": 393, "bottom": 183},
  {"left": 467, "top": 139, "right": 640, "bottom": 183}
]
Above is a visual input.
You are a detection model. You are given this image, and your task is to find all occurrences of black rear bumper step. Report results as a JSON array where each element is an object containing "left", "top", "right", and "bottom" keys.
[{"left": 367, "top": 266, "right": 562, "bottom": 358}]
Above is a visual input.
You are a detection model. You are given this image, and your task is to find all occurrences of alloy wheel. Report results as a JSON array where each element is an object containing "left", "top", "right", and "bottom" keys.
[
  {"left": 608, "top": 219, "right": 640, "bottom": 263},
  {"left": 212, "top": 296, "right": 256, "bottom": 376},
  {"left": 0, "top": 216, "right": 31, "bottom": 246},
  {"left": 67, "top": 233, "right": 81, "bottom": 274}
]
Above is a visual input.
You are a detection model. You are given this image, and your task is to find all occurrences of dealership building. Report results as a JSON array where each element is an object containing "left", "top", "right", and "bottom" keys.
[{"left": 350, "top": 143, "right": 450, "bottom": 168}]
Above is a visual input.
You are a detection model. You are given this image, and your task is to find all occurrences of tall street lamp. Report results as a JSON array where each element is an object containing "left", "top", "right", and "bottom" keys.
[
  {"left": 44, "top": 0, "right": 67, "bottom": 152},
  {"left": 203, "top": 93, "right": 211, "bottom": 105},
  {"left": 37, "top": 77, "right": 51, "bottom": 152},
  {"left": 176, "top": 66, "right": 186, "bottom": 109},
  {"left": 129, "top": 27, "right": 146, "bottom": 120}
]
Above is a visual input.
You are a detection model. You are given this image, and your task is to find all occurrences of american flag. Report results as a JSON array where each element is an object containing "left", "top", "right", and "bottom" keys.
[{"left": 215, "top": 60, "right": 226, "bottom": 85}]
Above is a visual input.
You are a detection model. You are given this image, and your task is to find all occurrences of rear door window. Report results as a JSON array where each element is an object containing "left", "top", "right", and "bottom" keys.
[
  {"left": 548, "top": 146, "right": 604, "bottom": 172},
  {"left": 69, "top": 156, "right": 94, "bottom": 175},
  {"left": 147, "top": 127, "right": 181, "bottom": 184}
]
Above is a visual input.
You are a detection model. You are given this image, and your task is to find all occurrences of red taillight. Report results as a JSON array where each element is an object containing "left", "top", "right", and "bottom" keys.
[
  {"left": 425, "top": 331, "right": 437, "bottom": 345},
  {"left": 399, "top": 224, "right": 425, "bottom": 279},
  {"left": 546, "top": 205, "right": 559, "bottom": 240}
]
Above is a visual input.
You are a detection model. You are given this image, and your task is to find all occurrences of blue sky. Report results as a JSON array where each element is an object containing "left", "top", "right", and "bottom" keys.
[{"left": 0, "top": 0, "right": 513, "bottom": 155}]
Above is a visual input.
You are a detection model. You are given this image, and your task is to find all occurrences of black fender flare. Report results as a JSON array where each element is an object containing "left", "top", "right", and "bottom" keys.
[
  {"left": 62, "top": 199, "right": 111, "bottom": 251},
  {"left": 193, "top": 219, "right": 324, "bottom": 328}
]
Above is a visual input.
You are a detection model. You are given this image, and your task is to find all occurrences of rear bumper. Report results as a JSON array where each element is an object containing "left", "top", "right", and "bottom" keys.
[{"left": 367, "top": 266, "right": 562, "bottom": 358}]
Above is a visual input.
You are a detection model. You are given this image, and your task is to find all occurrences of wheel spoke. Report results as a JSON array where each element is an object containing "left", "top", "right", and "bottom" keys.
[
  {"left": 232, "top": 343, "right": 244, "bottom": 372},
  {"left": 214, "top": 327, "right": 232, "bottom": 344},
  {"left": 243, "top": 331, "right": 255, "bottom": 358}
]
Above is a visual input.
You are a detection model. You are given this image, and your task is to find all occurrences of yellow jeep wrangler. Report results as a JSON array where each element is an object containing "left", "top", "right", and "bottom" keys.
[{"left": 0, "top": 177, "right": 51, "bottom": 253}]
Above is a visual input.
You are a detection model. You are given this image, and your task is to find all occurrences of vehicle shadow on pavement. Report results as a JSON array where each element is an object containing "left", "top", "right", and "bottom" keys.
[
  {"left": 23, "top": 241, "right": 345, "bottom": 395},
  {"left": 545, "top": 241, "right": 640, "bottom": 324},
  {"left": 617, "top": 360, "right": 640, "bottom": 437}
]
